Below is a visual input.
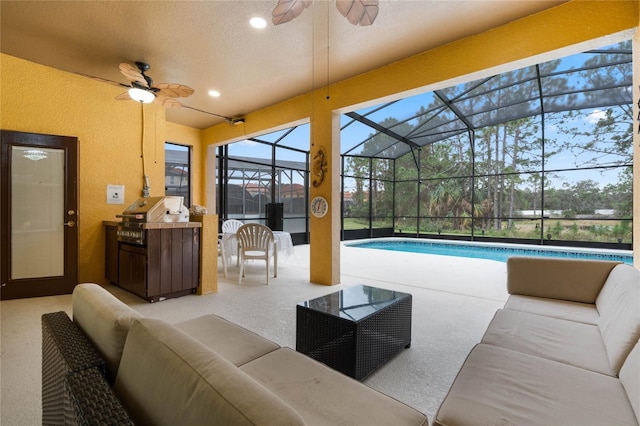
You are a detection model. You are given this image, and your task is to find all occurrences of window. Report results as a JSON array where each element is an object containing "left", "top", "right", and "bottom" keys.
[{"left": 165, "top": 142, "right": 191, "bottom": 208}]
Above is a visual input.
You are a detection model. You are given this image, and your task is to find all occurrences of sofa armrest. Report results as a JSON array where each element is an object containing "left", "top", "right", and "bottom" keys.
[
  {"left": 72, "top": 283, "right": 142, "bottom": 382},
  {"left": 506, "top": 257, "right": 621, "bottom": 303},
  {"left": 42, "top": 311, "right": 106, "bottom": 424},
  {"left": 42, "top": 311, "right": 134, "bottom": 425},
  {"left": 65, "top": 367, "right": 135, "bottom": 426}
]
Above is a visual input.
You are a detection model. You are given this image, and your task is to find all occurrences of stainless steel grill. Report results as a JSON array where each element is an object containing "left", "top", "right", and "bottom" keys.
[{"left": 116, "top": 196, "right": 189, "bottom": 245}]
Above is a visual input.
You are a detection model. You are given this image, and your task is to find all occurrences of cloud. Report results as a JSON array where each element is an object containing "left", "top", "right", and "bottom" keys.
[{"left": 585, "top": 109, "right": 607, "bottom": 124}]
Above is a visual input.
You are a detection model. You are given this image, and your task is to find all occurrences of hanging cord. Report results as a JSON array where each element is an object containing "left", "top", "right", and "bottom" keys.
[
  {"left": 154, "top": 108, "right": 158, "bottom": 164},
  {"left": 141, "top": 103, "right": 150, "bottom": 197},
  {"left": 325, "top": 0, "right": 330, "bottom": 100}
]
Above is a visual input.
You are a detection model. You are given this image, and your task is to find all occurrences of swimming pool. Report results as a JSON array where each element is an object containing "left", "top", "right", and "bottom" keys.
[{"left": 346, "top": 238, "right": 633, "bottom": 264}]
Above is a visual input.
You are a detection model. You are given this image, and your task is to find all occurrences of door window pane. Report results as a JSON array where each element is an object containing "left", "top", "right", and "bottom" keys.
[{"left": 11, "top": 146, "right": 64, "bottom": 279}]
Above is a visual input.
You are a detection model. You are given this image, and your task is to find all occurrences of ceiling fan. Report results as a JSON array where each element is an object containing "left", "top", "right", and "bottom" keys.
[
  {"left": 272, "top": 0, "right": 379, "bottom": 26},
  {"left": 81, "top": 61, "right": 243, "bottom": 125},
  {"left": 116, "top": 61, "right": 194, "bottom": 108}
]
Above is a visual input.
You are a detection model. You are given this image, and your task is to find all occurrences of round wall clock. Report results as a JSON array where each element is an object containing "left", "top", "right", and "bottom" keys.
[{"left": 311, "top": 196, "right": 328, "bottom": 218}]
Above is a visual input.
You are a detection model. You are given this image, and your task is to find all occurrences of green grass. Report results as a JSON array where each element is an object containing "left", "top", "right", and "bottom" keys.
[{"left": 342, "top": 217, "right": 631, "bottom": 244}]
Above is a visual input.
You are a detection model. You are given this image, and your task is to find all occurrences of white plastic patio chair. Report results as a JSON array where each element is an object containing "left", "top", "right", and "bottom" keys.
[
  {"left": 222, "top": 219, "right": 244, "bottom": 265},
  {"left": 221, "top": 219, "right": 244, "bottom": 234},
  {"left": 236, "top": 223, "right": 277, "bottom": 285},
  {"left": 217, "top": 239, "right": 227, "bottom": 277}
]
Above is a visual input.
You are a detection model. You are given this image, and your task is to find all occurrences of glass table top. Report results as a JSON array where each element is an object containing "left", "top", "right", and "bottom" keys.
[{"left": 298, "top": 285, "right": 410, "bottom": 322}]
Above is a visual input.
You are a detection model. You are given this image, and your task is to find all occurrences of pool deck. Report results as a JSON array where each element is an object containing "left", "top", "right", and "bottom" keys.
[{"left": 341, "top": 240, "right": 510, "bottom": 301}]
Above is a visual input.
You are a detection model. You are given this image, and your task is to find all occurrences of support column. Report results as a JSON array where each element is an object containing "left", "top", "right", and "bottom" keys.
[
  {"left": 309, "top": 92, "right": 341, "bottom": 285},
  {"left": 633, "top": 25, "right": 640, "bottom": 267},
  {"left": 192, "top": 214, "right": 218, "bottom": 294}
]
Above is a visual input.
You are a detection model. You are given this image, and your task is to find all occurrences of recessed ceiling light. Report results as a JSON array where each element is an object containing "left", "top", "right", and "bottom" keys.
[
  {"left": 208, "top": 90, "right": 221, "bottom": 97},
  {"left": 250, "top": 16, "right": 267, "bottom": 29}
]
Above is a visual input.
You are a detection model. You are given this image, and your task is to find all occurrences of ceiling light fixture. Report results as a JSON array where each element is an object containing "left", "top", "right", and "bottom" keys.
[
  {"left": 208, "top": 90, "right": 221, "bottom": 97},
  {"left": 23, "top": 149, "right": 48, "bottom": 161},
  {"left": 250, "top": 16, "right": 267, "bottom": 29},
  {"left": 128, "top": 87, "right": 156, "bottom": 104}
]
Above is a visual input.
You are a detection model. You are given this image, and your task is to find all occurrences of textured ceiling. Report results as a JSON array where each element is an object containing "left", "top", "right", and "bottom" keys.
[{"left": 1, "top": 0, "right": 567, "bottom": 129}]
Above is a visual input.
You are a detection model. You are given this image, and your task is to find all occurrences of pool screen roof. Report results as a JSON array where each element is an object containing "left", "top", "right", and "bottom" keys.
[{"left": 341, "top": 40, "right": 632, "bottom": 160}]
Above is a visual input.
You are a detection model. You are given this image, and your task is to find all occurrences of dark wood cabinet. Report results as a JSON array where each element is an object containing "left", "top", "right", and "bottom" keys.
[
  {"left": 118, "top": 243, "right": 147, "bottom": 297},
  {"left": 105, "top": 223, "right": 200, "bottom": 302},
  {"left": 143, "top": 228, "right": 200, "bottom": 300},
  {"left": 105, "top": 224, "right": 119, "bottom": 284}
]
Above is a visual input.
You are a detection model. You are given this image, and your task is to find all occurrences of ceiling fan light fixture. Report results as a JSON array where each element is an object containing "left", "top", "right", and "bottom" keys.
[
  {"left": 128, "top": 87, "right": 156, "bottom": 104},
  {"left": 249, "top": 16, "right": 267, "bottom": 29}
]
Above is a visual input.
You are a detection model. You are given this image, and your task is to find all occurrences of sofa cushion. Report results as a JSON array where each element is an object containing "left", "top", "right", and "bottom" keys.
[
  {"left": 71, "top": 283, "right": 142, "bottom": 382},
  {"left": 434, "top": 344, "right": 637, "bottom": 426},
  {"left": 506, "top": 257, "right": 619, "bottom": 303},
  {"left": 481, "top": 309, "right": 613, "bottom": 375},
  {"left": 240, "top": 347, "right": 428, "bottom": 426},
  {"left": 619, "top": 340, "right": 640, "bottom": 424},
  {"left": 175, "top": 314, "right": 280, "bottom": 366},
  {"left": 596, "top": 264, "right": 640, "bottom": 374},
  {"left": 113, "top": 318, "right": 305, "bottom": 426},
  {"left": 504, "top": 294, "right": 599, "bottom": 324}
]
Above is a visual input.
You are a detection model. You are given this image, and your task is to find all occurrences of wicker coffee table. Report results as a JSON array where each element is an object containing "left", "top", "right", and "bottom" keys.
[{"left": 296, "top": 285, "right": 412, "bottom": 380}]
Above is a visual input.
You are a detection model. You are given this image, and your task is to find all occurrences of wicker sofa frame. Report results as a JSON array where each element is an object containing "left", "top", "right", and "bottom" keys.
[{"left": 42, "top": 311, "right": 134, "bottom": 425}]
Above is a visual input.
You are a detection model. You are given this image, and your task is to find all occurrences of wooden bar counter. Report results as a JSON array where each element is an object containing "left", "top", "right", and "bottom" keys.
[{"left": 104, "top": 221, "right": 202, "bottom": 302}]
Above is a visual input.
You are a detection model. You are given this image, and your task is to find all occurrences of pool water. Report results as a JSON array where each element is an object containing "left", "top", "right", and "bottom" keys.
[{"left": 347, "top": 239, "right": 633, "bottom": 264}]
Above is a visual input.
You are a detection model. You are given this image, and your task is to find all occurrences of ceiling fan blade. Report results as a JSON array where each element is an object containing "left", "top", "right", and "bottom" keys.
[
  {"left": 272, "top": 0, "right": 312, "bottom": 25},
  {"left": 154, "top": 95, "right": 182, "bottom": 109},
  {"left": 336, "top": 0, "right": 379, "bottom": 26},
  {"left": 155, "top": 83, "right": 194, "bottom": 98},
  {"left": 119, "top": 63, "right": 148, "bottom": 87}
]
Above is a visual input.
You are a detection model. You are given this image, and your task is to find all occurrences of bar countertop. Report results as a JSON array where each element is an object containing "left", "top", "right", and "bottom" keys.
[{"left": 103, "top": 220, "right": 202, "bottom": 229}]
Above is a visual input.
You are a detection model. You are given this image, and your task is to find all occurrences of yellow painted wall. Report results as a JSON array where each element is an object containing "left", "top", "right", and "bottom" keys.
[
  {"left": 1, "top": 54, "right": 204, "bottom": 285},
  {"left": 201, "top": 0, "right": 639, "bottom": 283}
]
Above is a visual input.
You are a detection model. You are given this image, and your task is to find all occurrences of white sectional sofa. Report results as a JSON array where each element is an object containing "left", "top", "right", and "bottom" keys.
[
  {"left": 42, "top": 283, "right": 428, "bottom": 425},
  {"left": 434, "top": 257, "right": 640, "bottom": 426}
]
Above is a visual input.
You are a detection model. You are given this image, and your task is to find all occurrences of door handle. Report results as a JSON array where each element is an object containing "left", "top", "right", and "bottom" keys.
[{"left": 62, "top": 221, "right": 75, "bottom": 228}]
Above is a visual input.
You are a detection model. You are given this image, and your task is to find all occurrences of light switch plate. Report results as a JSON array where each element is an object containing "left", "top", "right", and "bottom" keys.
[{"left": 107, "top": 184, "right": 125, "bottom": 204}]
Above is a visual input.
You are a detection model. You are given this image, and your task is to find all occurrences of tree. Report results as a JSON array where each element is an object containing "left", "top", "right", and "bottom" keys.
[
  {"left": 344, "top": 117, "right": 414, "bottom": 220},
  {"left": 549, "top": 41, "right": 632, "bottom": 196}
]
